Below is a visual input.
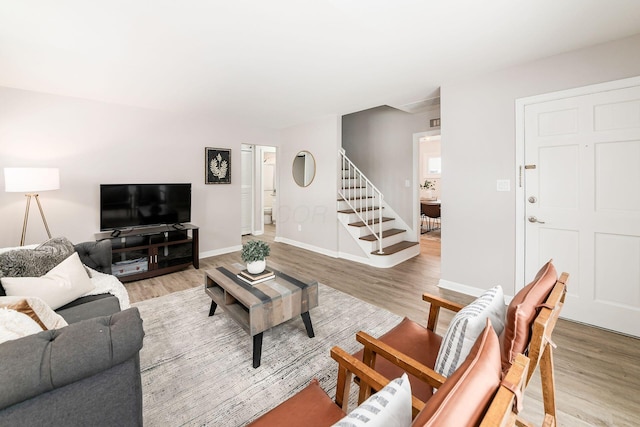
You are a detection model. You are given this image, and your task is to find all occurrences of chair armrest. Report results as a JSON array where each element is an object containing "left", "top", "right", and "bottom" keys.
[
  {"left": 422, "top": 293, "right": 465, "bottom": 331},
  {"left": 330, "top": 346, "right": 426, "bottom": 418},
  {"left": 356, "top": 331, "right": 446, "bottom": 390},
  {"left": 74, "top": 240, "right": 113, "bottom": 274},
  {"left": 480, "top": 353, "right": 530, "bottom": 427}
]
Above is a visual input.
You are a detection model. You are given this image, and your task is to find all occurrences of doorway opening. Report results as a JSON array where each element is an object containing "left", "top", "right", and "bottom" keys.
[
  {"left": 241, "top": 144, "right": 278, "bottom": 237},
  {"left": 414, "top": 131, "right": 442, "bottom": 253},
  {"left": 261, "top": 146, "right": 277, "bottom": 238}
]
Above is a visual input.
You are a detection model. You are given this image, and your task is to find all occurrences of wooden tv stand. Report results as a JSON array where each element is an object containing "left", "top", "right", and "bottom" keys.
[{"left": 95, "top": 224, "right": 199, "bottom": 282}]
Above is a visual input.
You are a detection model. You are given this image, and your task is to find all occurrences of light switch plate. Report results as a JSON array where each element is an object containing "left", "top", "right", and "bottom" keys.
[{"left": 497, "top": 179, "right": 511, "bottom": 192}]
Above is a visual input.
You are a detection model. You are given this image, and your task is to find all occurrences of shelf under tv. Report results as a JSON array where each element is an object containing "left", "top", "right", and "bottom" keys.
[{"left": 95, "top": 224, "right": 199, "bottom": 283}]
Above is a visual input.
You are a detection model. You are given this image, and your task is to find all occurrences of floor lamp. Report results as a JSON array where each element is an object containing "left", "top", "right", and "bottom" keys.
[{"left": 4, "top": 167, "right": 60, "bottom": 246}]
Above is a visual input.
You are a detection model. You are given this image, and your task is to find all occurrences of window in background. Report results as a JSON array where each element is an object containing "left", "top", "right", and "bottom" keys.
[{"left": 428, "top": 157, "right": 441, "bottom": 174}]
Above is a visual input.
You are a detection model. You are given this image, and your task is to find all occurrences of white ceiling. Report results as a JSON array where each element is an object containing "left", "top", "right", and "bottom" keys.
[{"left": 1, "top": 0, "right": 640, "bottom": 128}]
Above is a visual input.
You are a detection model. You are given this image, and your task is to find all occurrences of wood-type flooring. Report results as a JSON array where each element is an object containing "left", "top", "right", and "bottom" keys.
[{"left": 126, "top": 225, "right": 640, "bottom": 427}]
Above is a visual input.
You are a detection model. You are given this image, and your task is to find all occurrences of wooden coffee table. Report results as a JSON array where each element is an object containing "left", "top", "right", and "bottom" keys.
[{"left": 204, "top": 262, "right": 319, "bottom": 368}]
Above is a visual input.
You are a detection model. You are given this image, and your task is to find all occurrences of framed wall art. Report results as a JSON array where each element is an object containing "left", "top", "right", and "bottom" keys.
[{"left": 205, "top": 147, "right": 231, "bottom": 184}]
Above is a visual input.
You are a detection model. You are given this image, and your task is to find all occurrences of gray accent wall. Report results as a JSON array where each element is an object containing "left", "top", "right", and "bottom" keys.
[{"left": 342, "top": 106, "right": 437, "bottom": 224}]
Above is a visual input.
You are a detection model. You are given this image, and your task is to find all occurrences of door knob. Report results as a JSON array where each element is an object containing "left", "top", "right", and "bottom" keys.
[
  {"left": 528, "top": 216, "right": 546, "bottom": 224},
  {"left": 528, "top": 196, "right": 537, "bottom": 203}
]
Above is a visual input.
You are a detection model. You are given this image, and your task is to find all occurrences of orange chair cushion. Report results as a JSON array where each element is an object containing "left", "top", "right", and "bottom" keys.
[
  {"left": 412, "top": 319, "right": 502, "bottom": 427},
  {"left": 246, "top": 378, "right": 346, "bottom": 427},
  {"left": 499, "top": 260, "right": 557, "bottom": 371},
  {"left": 353, "top": 317, "right": 442, "bottom": 402}
]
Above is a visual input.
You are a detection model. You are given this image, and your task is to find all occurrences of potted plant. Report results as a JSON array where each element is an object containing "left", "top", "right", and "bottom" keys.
[
  {"left": 420, "top": 180, "right": 436, "bottom": 199},
  {"left": 241, "top": 240, "right": 271, "bottom": 274}
]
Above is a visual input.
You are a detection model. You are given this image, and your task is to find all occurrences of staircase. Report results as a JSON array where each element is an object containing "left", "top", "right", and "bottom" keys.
[{"left": 338, "top": 149, "right": 419, "bottom": 268}]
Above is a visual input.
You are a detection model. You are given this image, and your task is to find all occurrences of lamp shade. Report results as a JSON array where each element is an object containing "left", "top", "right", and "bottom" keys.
[{"left": 4, "top": 168, "right": 60, "bottom": 193}]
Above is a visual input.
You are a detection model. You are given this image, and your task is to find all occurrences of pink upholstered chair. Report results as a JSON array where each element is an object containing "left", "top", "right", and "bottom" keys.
[
  {"left": 353, "top": 261, "right": 567, "bottom": 423},
  {"left": 247, "top": 321, "right": 529, "bottom": 427}
]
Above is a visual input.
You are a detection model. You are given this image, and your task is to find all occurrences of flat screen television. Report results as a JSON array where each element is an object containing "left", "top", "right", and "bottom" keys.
[{"left": 100, "top": 183, "right": 191, "bottom": 231}]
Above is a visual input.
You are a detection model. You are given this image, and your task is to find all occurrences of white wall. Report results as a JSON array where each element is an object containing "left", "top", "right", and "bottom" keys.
[
  {"left": 0, "top": 87, "right": 280, "bottom": 254},
  {"left": 277, "top": 115, "right": 341, "bottom": 255},
  {"left": 441, "top": 33, "right": 640, "bottom": 296}
]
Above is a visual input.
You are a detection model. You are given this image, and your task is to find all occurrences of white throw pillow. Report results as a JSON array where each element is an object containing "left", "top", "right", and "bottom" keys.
[
  {"left": 1, "top": 252, "right": 95, "bottom": 310},
  {"left": 0, "top": 296, "right": 68, "bottom": 330},
  {"left": 332, "top": 373, "right": 412, "bottom": 427},
  {"left": 0, "top": 308, "right": 44, "bottom": 344},
  {"left": 434, "top": 285, "right": 505, "bottom": 378}
]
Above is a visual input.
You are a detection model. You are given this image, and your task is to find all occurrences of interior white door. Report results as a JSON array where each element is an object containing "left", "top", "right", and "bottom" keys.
[
  {"left": 524, "top": 84, "right": 640, "bottom": 337},
  {"left": 241, "top": 146, "right": 253, "bottom": 236}
]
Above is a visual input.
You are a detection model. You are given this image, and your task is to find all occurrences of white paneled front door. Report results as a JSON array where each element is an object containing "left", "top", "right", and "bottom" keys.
[{"left": 522, "top": 81, "right": 640, "bottom": 337}]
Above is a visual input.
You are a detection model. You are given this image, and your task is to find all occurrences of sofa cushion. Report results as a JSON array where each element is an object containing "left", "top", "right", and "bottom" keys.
[
  {"left": 246, "top": 378, "right": 346, "bottom": 426},
  {"left": 412, "top": 320, "right": 502, "bottom": 426},
  {"left": 0, "top": 308, "right": 44, "bottom": 344},
  {"left": 1, "top": 252, "right": 95, "bottom": 310},
  {"left": 0, "top": 296, "right": 68, "bottom": 330},
  {"left": 434, "top": 285, "right": 505, "bottom": 378},
  {"left": 500, "top": 260, "right": 557, "bottom": 371},
  {"left": 333, "top": 373, "right": 413, "bottom": 427},
  {"left": 0, "top": 237, "right": 75, "bottom": 283}
]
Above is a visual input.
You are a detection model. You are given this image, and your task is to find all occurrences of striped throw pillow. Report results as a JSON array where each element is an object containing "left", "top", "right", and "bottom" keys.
[
  {"left": 332, "top": 373, "right": 412, "bottom": 427},
  {"left": 434, "top": 286, "right": 505, "bottom": 378}
]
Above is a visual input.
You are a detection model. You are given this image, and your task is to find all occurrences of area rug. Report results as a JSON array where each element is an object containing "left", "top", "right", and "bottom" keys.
[{"left": 133, "top": 283, "right": 403, "bottom": 426}]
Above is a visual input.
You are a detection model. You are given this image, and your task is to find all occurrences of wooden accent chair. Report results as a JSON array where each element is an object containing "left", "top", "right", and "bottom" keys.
[
  {"left": 352, "top": 262, "right": 567, "bottom": 424},
  {"left": 248, "top": 321, "right": 530, "bottom": 427}
]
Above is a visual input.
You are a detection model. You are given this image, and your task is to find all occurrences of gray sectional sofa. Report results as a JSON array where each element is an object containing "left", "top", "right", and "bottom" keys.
[{"left": 0, "top": 240, "right": 145, "bottom": 427}]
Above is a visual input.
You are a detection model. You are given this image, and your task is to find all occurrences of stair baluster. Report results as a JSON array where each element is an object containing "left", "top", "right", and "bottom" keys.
[{"left": 339, "top": 149, "right": 384, "bottom": 254}]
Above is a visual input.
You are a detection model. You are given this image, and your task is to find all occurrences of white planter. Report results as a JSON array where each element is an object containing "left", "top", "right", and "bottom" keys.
[
  {"left": 247, "top": 259, "right": 266, "bottom": 274},
  {"left": 421, "top": 189, "right": 435, "bottom": 200}
]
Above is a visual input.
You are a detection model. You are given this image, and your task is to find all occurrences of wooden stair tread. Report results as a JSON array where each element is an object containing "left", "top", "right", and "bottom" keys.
[
  {"left": 360, "top": 228, "right": 405, "bottom": 241},
  {"left": 337, "top": 206, "right": 381, "bottom": 214},
  {"left": 348, "top": 217, "right": 394, "bottom": 227},
  {"left": 371, "top": 240, "right": 419, "bottom": 256},
  {"left": 337, "top": 196, "right": 374, "bottom": 201}
]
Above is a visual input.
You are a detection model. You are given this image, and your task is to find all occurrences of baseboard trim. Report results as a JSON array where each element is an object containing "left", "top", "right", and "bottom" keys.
[
  {"left": 337, "top": 251, "right": 371, "bottom": 266},
  {"left": 438, "top": 279, "right": 486, "bottom": 298},
  {"left": 199, "top": 245, "right": 242, "bottom": 259},
  {"left": 275, "top": 237, "right": 338, "bottom": 259},
  {"left": 439, "top": 279, "right": 514, "bottom": 303}
]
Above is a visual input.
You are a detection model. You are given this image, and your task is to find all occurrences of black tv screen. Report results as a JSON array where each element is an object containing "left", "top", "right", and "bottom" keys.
[{"left": 100, "top": 184, "right": 191, "bottom": 230}]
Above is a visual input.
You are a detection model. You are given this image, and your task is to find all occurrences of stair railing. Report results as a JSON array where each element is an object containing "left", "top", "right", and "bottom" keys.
[{"left": 339, "top": 148, "right": 384, "bottom": 254}]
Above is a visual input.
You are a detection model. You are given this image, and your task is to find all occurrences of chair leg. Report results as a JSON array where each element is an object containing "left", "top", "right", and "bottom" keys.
[
  {"left": 335, "top": 364, "right": 353, "bottom": 412},
  {"left": 358, "top": 348, "right": 376, "bottom": 404},
  {"left": 540, "top": 345, "right": 557, "bottom": 421}
]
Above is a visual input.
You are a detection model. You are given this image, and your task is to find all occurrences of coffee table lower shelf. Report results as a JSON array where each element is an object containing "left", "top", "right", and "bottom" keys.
[{"left": 204, "top": 264, "right": 319, "bottom": 368}]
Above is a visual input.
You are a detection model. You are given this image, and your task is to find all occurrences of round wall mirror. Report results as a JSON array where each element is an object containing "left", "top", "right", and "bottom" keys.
[{"left": 292, "top": 151, "right": 316, "bottom": 187}]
